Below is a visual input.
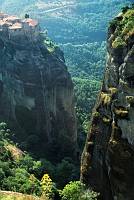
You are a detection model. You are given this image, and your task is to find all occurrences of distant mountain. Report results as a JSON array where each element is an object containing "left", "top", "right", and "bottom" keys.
[{"left": 0, "top": 0, "right": 131, "bottom": 43}]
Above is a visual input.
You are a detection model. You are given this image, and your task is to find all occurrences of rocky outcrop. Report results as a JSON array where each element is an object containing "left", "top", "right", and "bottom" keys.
[
  {"left": 81, "top": 8, "right": 134, "bottom": 200},
  {"left": 0, "top": 13, "right": 77, "bottom": 162}
]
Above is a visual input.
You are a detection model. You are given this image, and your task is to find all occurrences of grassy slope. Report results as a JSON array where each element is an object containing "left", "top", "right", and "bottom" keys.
[{"left": 0, "top": 191, "right": 48, "bottom": 200}]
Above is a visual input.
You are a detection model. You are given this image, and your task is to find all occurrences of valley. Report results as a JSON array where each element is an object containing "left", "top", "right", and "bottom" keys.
[{"left": 0, "top": 1, "right": 133, "bottom": 200}]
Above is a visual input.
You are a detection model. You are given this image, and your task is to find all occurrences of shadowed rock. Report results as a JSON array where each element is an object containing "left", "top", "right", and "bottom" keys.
[
  {"left": 81, "top": 8, "right": 134, "bottom": 200},
  {"left": 0, "top": 13, "right": 77, "bottom": 162}
]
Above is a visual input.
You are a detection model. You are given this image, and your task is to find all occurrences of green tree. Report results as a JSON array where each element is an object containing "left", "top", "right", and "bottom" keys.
[
  {"left": 55, "top": 159, "right": 78, "bottom": 188},
  {"left": 41, "top": 174, "right": 55, "bottom": 198},
  {"left": 60, "top": 181, "right": 84, "bottom": 200},
  {"left": 60, "top": 181, "right": 99, "bottom": 200}
]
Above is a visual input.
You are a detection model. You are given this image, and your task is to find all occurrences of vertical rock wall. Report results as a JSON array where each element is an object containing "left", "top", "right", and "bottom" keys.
[
  {"left": 81, "top": 10, "right": 134, "bottom": 200},
  {"left": 0, "top": 16, "right": 77, "bottom": 161}
]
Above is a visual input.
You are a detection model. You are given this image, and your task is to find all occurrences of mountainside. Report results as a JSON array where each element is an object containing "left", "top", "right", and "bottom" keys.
[
  {"left": 0, "top": 13, "right": 77, "bottom": 161},
  {"left": 0, "top": 0, "right": 132, "bottom": 81},
  {"left": 81, "top": 7, "right": 134, "bottom": 200},
  {"left": 0, "top": 0, "right": 132, "bottom": 143}
]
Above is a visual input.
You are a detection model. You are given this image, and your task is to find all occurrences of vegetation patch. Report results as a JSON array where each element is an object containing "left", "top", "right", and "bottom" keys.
[
  {"left": 126, "top": 96, "right": 134, "bottom": 106},
  {"left": 44, "top": 37, "right": 58, "bottom": 53},
  {"left": 108, "top": 87, "right": 118, "bottom": 95},
  {"left": 5, "top": 144, "right": 24, "bottom": 160},
  {"left": 59, "top": 181, "right": 99, "bottom": 200},
  {"left": 112, "top": 6, "right": 134, "bottom": 48},
  {"left": 0, "top": 192, "right": 47, "bottom": 200},
  {"left": 100, "top": 92, "right": 111, "bottom": 105},
  {"left": 0, "top": 122, "right": 82, "bottom": 199},
  {"left": 102, "top": 116, "right": 111, "bottom": 124},
  {"left": 92, "top": 111, "right": 101, "bottom": 119},
  {"left": 112, "top": 36, "right": 126, "bottom": 48},
  {"left": 114, "top": 107, "right": 128, "bottom": 118}
]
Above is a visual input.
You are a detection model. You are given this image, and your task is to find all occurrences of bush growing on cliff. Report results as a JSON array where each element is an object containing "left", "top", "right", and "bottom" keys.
[
  {"left": 112, "top": 6, "right": 134, "bottom": 48},
  {"left": 112, "top": 36, "right": 126, "bottom": 48},
  {"left": 122, "top": 6, "right": 130, "bottom": 13}
]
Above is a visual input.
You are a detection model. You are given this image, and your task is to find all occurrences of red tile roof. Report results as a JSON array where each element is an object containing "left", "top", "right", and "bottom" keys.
[
  {"left": 4, "top": 16, "right": 20, "bottom": 22},
  {"left": 0, "top": 20, "right": 12, "bottom": 26},
  {"left": 23, "top": 18, "right": 38, "bottom": 27},
  {"left": 0, "top": 13, "right": 38, "bottom": 31},
  {"left": 9, "top": 22, "right": 22, "bottom": 30}
]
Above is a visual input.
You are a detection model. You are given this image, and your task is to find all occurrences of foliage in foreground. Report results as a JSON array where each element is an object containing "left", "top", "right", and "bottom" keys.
[
  {"left": 0, "top": 122, "right": 80, "bottom": 199},
  {"left": 41, "top": 174, "right": 55, "bottom": 199},
  {"left": 0, "top": 122, "right": 42, "bottom": 196},
  {"left": 60, "top": 181, "right": 99, "bottom": 200}
]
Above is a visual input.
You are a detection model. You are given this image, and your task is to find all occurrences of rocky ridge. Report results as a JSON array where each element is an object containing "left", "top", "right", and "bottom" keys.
[
  {"left": 81, "top": 8, "right": 134, "bottom": 200},
  {"left": 0, "top": 13, "right": 77, "bottom": 161}
]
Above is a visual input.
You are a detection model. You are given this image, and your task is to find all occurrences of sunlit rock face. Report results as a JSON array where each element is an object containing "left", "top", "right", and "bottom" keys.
[
  {"left": 0, "top": 13, "right": 77, "bottom": 161},
  {"left": 81, "top": 9, "right": 134, "bottom": 200}
]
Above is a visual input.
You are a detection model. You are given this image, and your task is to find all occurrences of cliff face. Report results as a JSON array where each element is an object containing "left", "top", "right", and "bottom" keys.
[
  {"left": 81, "top": 9, "right": 134, "bottom": 200},
  {"left": 0, "top": 13, "right": 77, "bottom": 161}
]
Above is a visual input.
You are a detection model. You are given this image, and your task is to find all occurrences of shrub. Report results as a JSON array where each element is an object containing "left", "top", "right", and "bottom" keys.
[
  {"left": 18, "top": 154, "right": 40, "bottom": 174},
  {"left": 126, "top": 96, "right": 134, "bottom": 106},
  {"left": 121, "top": 6, "right": 129, "bottom": 14},
  {"left": 81, "top": 189, "right": 99, "bottom": 200},
  {"left": 0, "top": 122, "right": 11, "bottom": 141},
  {"left": 112, "top": 36, "right": 126, "bottom": 48},
  {"left": 2, "top": 168, "right": 41, "bottom": 196},
  {"left": 112, "top": 8, "right": 134, "bottom": 46},
  {"left": 60, "top": 181, "right": 99, "bottom": 200},
  {"left": 100, "top": 92, "right": 111, "bottom": 105},
  {"left": 108, "top": 87, "right": 118, "bottom": 95},
  {"left": 114, "top": 107, "right": 128, "bottom": 118},
  {"left": 102, "top": 116, "right": 111, "bottom": 124},
  {"left": 92, "top": 112, "right": 100, "bottom": 119},
  {"left": 60, "top": 181, "right": 84, "bottom": 200}
]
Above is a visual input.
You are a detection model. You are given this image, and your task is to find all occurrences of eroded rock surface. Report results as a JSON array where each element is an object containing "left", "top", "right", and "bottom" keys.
[
  {"left": 0, "top": 13, "right": 77, "bottom": 161},
  {"left": 81, "top": 9, "right": 134, "bottom": 200}
]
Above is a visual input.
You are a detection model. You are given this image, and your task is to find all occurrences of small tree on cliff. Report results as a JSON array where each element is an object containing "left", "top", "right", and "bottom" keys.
[
  {"left": 25, "top": 14, "right": 29, "bottom": 19},
  {"left": 121, "top": 6, "right": 129, "bottom": 14}
]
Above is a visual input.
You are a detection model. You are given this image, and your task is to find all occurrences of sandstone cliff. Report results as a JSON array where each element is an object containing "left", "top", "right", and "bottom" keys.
[
  {"left": 81, "top": 8, "right": 134, "bottom": 200},
  {"left": 0, "top": 13, "right": 77, "bottom": 161}
]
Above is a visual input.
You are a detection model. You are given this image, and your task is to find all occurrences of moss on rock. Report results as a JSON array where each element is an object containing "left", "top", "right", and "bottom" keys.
[
  {"left": 111, "top": 7, "right": 134, "bottom": 48},
  {"left": 100, "top": 92, "right": 111, "bottom": 106},
  {"left": 114, "top": 107, "right": 128, "bottom": 118}
]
